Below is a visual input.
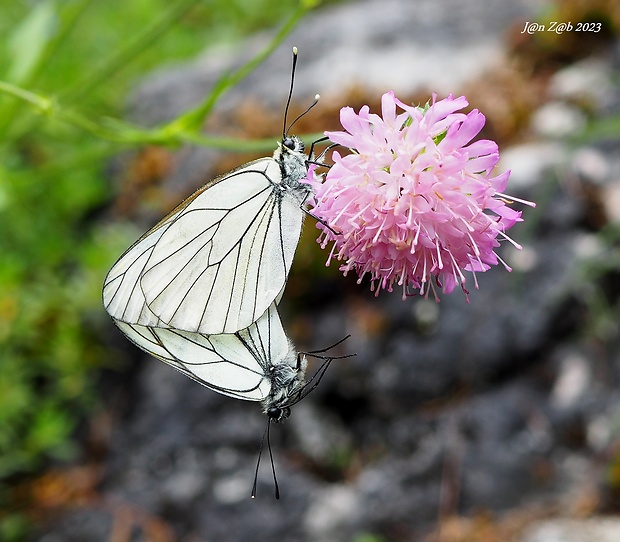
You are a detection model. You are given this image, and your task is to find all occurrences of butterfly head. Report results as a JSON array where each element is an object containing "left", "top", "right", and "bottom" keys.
[
  {"left": 282, "top": 135, "right": 305, "bottom": 154},
  {"left": 261, "top": 352, "right": 307, "bottom": 422},
  {"left": 271, "top": 134, "right": 307, "bottom": 188},
  {"left": 266, "top": 405, "right": 291, "bottom": 423}
]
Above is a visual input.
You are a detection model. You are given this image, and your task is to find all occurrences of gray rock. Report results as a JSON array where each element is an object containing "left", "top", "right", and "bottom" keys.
[
  {"left": 549, "top": 57, "right": 616, "bottom": 110},
  {"left": 518, "top": 518, "right": 620, "bottom": 542},
  {"left": 530, "top": 101, "right": 587, "bottom": 139}
]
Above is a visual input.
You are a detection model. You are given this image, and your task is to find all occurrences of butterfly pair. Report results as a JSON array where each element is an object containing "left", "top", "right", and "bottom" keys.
[
  {"left": 102, "top": 49, "right": 348, "bottom": 497},
  {"left": 102, "top": 133, "right": 315, "bottom": 423}
]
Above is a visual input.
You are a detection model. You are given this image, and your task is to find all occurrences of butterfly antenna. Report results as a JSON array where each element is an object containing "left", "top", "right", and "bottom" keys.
[
  {"left": 251, "top": 420, "right": 281, "bottom": 499},
  {"left": 267, "top": 421, "right": 280, "bottom": 499},
  {"left": 252, "top": 421, "right": 269, "bottom": 498},
  {"left": 285, "top": 94, "right": 321, "bottom": 137},
  {"left": 282, "top": 47, "right": 299, "bottom": 140}
]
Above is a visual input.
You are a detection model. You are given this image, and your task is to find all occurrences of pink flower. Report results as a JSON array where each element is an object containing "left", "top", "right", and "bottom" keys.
[{"left": 305, "top": 91, "right": 535, "bottom": 301}]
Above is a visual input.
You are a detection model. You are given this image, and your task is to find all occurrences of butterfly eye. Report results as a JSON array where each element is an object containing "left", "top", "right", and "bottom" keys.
[{"left": 267, "top": 406, "right": 282, "bottom": 420}]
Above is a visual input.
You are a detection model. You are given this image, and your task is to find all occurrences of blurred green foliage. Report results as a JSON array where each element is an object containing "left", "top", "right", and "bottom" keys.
[{"left": 0, "top": 0, "right": 308, "bottom": 533}]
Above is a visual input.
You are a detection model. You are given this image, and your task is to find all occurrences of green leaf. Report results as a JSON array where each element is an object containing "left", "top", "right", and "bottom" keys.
[
  {"left": 6, "top": 0, "right": 57, "bottom": 84},
  {"left": 0, "top": 513, "right": 30, "bottom": 542}
]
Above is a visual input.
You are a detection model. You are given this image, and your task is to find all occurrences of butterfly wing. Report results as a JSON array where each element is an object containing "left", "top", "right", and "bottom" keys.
[
  {"left": 113, "top": 303, "right": 294, "bottom": 401},
  {"left": 103, "top": 158, "right": 308, "bottom": 334}
]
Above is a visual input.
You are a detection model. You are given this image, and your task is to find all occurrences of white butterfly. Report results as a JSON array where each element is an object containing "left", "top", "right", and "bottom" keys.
[
  {"left": 113, "top": 300, "right": 350, "bottom": 498},
  {"left": 113, "top": 302, "right": 308, "bottom": 422},
  {"left": 102, "top": 133, "right": 313, "bottom": 335}
]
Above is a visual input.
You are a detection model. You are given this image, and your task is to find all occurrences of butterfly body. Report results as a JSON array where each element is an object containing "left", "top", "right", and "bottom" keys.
[{"left": 262, "top": 353, "right": 308, "bottom": 422}]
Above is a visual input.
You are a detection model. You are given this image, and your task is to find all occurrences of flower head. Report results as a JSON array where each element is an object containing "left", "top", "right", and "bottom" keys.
[{"left": 305, "top": 91, "right": 534, "bottom": 300}]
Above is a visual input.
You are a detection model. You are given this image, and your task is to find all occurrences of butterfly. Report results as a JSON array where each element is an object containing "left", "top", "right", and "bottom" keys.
[
  {"left": 102, "top": 133, "right": 313, "bottom": 335},
  {"left": 113, "top": 302, "right": 306, "bottom": 418},
  {"left": 103, "top": 47, "right": 320, "bottom": 335},
  {"left": 115, "top": 300, "right": 351, "bottom": 497}
]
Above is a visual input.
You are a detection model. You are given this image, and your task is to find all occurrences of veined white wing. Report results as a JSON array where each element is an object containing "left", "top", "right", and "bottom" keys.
[
  {"left": 103, "top": 137, "right": 311, "bottom": 334},
  {"left": 112, "top": 302, "right": 306, "bottom": 417}
]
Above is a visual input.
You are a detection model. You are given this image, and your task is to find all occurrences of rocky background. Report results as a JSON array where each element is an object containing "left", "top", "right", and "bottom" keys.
[{"left": 36, "top": 0, "right": 620, "bottom": 540}]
